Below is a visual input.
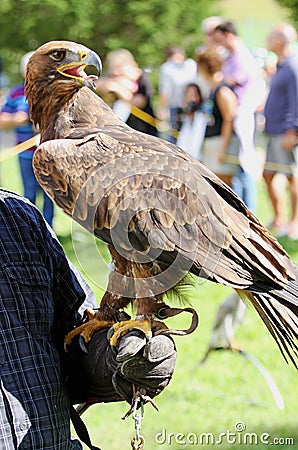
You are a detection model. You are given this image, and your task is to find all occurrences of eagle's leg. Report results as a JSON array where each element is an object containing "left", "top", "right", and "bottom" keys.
[
  {"left": 64, "top": 247, "right": 169, "bottom": 349},
  {"left": 101, "top": 246, "right": 170, "bottom": 347},
  {"left": 108, "top": 297, "right": 169, "bottom": 347}
]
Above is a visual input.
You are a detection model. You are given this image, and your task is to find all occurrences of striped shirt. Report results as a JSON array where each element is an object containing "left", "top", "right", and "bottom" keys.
[{"left": 0, "top": 189, "right": 95, "bottom": 449}]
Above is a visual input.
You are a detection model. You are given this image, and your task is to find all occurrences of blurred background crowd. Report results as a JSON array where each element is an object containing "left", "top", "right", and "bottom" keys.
[{"left": 1, "top": 2, "right": 298, "bottom": 245}]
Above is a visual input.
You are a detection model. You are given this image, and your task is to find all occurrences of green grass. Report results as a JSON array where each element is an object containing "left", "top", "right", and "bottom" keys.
[{"left": 0, "top": 151, "right": 297, "bottom": 450}]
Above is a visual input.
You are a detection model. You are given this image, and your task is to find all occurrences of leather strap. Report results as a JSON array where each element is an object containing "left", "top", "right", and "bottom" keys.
[
  {"left": 155, "top": 305, "right": 199, "bottom": 336},
  {"left": 70, "top": 405, "right": 101, "bottom": 450}
]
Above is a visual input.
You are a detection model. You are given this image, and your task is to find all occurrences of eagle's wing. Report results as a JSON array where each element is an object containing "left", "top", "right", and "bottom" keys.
[{"left": 33, "top": 128, "right": 294, "bottom": 291}]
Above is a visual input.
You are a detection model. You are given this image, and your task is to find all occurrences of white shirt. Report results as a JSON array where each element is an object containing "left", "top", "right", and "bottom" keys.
[{"left": 159, "top": 58, "right": 197, "bottom": 108}]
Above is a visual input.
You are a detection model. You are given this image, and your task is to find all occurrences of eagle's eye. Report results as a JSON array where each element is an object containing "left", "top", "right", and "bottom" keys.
[{"left": 50, "top": 50, "right": 66, "bottom": 61}]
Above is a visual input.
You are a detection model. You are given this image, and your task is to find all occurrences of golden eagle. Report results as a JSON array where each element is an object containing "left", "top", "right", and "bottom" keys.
[{"left": 25, "top": 41, "right": 297, "bottom": 367}]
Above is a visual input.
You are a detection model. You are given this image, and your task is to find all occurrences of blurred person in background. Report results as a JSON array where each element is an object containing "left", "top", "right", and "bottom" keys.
[
  {"left": 263, "top": 23, "right": 298, "bottom": 239},
  {"left": 176, "top": 83, "right": 206, "bottom": 161},
  {"left": 0, "top": 52, "right": 54, "bottom": 226},
  {"left": 95, "top": 48, "right": 157, "bottom": 136},
  {"left": 196, "top": 47, "right": 240, "bottom": 187},
  {"left": 201, "top": 16, "right": 224, "bottom": 49},
  {"left": 212, "top": 21, "right": 266, "bottom": 215},
  {"left": 196, "top": 16, "right": 226, "bottom": 99},
  {"left": 198, "top": 19, "right": 261, "bottom": 357},
  {"left": 157, "top": 46, "right": 197, "bottom": 143}
]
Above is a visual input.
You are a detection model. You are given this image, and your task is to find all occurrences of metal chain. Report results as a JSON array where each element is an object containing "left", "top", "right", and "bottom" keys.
[
  {"left": 130, "top": 436, "right": 145, "bottom": 450},
  {"left": 130, "top": 396, "right": 145, "bottom": 449}
]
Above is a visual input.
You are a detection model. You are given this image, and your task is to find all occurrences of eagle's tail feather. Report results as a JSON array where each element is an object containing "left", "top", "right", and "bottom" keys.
[{"left": 238, "top": 279, "right": 298, "bottom": 369}]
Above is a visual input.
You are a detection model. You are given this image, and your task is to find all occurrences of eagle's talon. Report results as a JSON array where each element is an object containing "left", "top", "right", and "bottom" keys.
[
  {"left": 83, "top": 307, "right": 96, "bottom": 322},
  {"left": 122, "top": 387, "right": 159, "bottom": 419},
  {"left": 64, "top": 342, "right": 70, "bottom": 353},
  {"left": 109, "top": 319, "right": 152, "bottom": 348},
  {"left": 78, "top": 335, "right": 89, "bottom": 353},
  {"left": 107, "top": 325, "right": 116, "bottom": 342},
  {"left": 106, "top": 326, "right": 118, "bottom": 354},
  {"left": 64, "top": 318, "right": 116, "bottom": 351}
]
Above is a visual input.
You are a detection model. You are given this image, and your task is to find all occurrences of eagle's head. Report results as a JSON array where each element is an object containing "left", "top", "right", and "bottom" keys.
[{"left": 25, "top": 40, "right": 102, "bottom": 128}]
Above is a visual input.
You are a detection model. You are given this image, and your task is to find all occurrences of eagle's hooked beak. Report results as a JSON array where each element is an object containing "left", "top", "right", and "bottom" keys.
[{"left": 58, "top": 48, "right": 102, "bottom": 89}]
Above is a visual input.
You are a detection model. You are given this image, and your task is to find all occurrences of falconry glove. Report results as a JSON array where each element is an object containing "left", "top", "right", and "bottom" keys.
[{"left": 64, "top": 319, "right": 177, "bottom": 406}]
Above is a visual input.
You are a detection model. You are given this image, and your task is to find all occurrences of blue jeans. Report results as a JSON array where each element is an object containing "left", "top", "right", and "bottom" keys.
[
  {"left": 19, "top": 155, "right": 54, "bottom": 227},
  {"left": 232, "top": 167, "right": 257, "bottom": 215}
]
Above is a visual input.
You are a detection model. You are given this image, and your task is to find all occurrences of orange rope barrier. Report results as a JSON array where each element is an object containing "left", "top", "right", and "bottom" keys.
[
  {"left": 0, "top": 134, "right": 40, "bottom": 162},
  {"left": 0, "top": 115, "right": 294, "bottom": 174}
]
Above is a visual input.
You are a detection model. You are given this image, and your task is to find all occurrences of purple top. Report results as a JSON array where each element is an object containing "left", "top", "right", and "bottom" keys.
[
  {"left": 223, "top": 42, "right": 261, "bottom": 105},
  {"left": 264, "top": 55, "right": 298, "bottom": 134}
]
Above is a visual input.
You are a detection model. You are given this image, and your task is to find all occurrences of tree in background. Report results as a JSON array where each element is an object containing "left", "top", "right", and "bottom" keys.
[
  {"left": 275, "top": 0, "right": 298, "bottom": 22},
  {"left": 0, "top": 0, "right": 219, "bottom": 84}
]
